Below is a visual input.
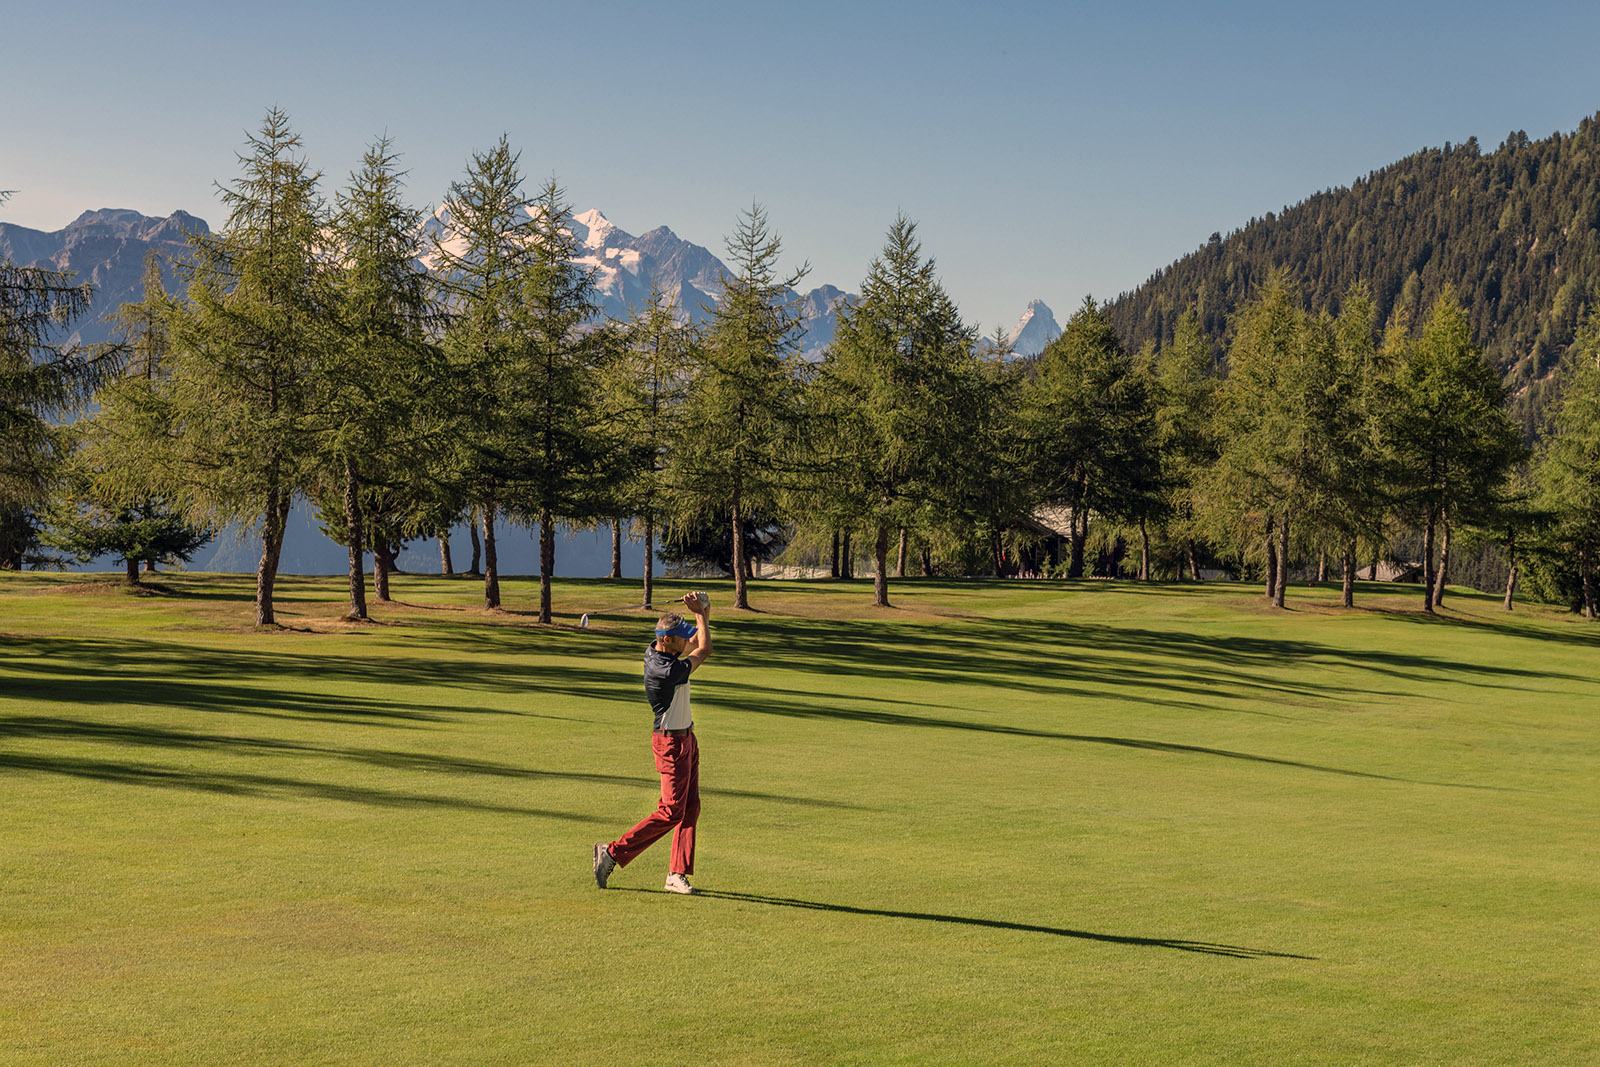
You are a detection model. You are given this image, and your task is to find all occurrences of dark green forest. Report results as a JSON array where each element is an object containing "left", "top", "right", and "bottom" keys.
[{"left": 1105, "top": 114, "right": 1600, "bottom": 435}]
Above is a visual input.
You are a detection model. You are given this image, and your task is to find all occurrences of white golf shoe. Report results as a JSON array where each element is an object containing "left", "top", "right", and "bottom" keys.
[
  {"left": 663, "top": 872, "right": 696, "bottom": 894},
  {"left": 593, "top": 843, "right": 616, "bottom": 889}
]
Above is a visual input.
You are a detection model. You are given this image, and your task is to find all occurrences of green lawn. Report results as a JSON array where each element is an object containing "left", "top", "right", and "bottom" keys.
[{"left": 2, "top": 571, "right": 1596, "bottom": 1065}]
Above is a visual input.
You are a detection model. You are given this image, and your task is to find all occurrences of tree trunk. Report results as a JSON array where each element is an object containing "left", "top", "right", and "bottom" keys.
[
  {"left": 255, "top": 483, "right": 289, "bottom": 628},
  {"left": 1316, "top": 550, "right": 1327, "bottom": 584},
  {"left": 874, "top": 525, "right": 891, "bottom": 607},
  {"left": 841, "top": 530, "right": 852, "bottom": 580},
  {"left": 1138, "top": 518, "right": 1150, "bottom": 581},
  {"left": 1068, "top": 510, "right": 1086, "bottom": 578},
  {"left": 145, "top": 556, "right": 157, "bottom": 573},
  {"left": 643, "top": 511, "right": 655, "bottom": 608},
  {"left": 896, "top": 527, "right": 907, "bottom": 579},
  {"left": 1583, "top": 541, "right": 1596, "bottom": 621},
  {"left": 1264, "top": 515, "right": 1278, "bottom": 599},
  {"left": 1186, "top": 538, "right": 1200, "bottom": 581},
  {"left": 731, "top": 496, "right": 749, "bottom": 609},
  {"left": 1368, "top": 556, "right": 1378, "bottom": 581},
  {"left": 373, "top": 545, "right": 392, "bottom": 603},
  {"left": 991, "top": 528, "right": 1004, "bottom": 577},
  {"left": 1273, "top": 512, "right": 1289, "bottom": 609},
  {"left": 468, "top": 508, "right": 482, "bottom": 577},
  {"left": 1433, "top": 515, "right": 1452, "bottom": 608},
  {"left": 610, "top": 519, "right": 623, "bottom": 579},
  {"left": 921, "top": 544, "right": 932, "bottom": 577},
  {"left": 539, "top": 507, "right": 555, "bottom": 624},
  {"left": 439, "top": 530, "right": 454, "bottom": 576},
  {"left": 1341, "top": 541, "right": 1356, "bottom": 608},
  {"left": 1422, "top": 510, "right": 1437, "bottom": 615},
  {"left": 124, "top": 555, "right": 140, "bottom": 585},
  {"left": 830, "top": 530, "right": 840, "bottom": 578},
  {"left": 483, "top": 497, "right": 500, "bottom": 610},
  {"left": 1503, "top": 563, "right": 1518, "bottom": 612},
  {"left": 344, "top": 456, "right": 367, "bottom": 619}
]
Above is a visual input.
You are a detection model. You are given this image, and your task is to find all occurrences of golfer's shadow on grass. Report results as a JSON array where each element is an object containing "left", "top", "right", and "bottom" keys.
[{"left": 618, "top": 888, "right": 1314, "bottom": 960}]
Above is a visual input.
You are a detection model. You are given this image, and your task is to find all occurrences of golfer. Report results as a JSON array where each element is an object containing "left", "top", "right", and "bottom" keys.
[{"left": 593, "top": 591, "right": 712, "bottom": 894}]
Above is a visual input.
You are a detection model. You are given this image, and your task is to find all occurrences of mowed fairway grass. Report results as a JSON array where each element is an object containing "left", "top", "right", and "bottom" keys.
[{"left": 2, "top": 571, "right": 1597, "bottom": 1066}]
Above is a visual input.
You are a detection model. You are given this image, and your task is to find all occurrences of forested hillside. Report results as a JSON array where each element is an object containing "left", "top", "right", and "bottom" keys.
[{"left": 1106, "top": 114, "right": 1600, "bottom": 434}]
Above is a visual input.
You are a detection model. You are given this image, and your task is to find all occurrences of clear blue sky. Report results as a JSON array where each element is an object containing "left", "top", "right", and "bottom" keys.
[{"left": 5, "top": 0, "right": 1599, "bottom": 333}]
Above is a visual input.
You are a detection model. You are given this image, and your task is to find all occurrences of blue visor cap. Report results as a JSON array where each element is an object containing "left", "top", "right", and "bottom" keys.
[{"left": 656, "top": 620, "right": 698, "bottom": 639}]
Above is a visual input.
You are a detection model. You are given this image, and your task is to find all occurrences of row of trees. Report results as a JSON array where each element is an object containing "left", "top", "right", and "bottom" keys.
[
  {"left": 1025, "top": 275, "right": 1600, "bottom": 619},
  {"left": 6, "top": 112, "right": 1600, "bottom": 621}
]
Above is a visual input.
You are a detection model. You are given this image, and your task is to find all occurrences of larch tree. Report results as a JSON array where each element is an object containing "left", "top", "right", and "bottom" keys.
[
  {"left": 66, "top": 253, "right": 214, "bottom": 583},
  {"left": 1322, "top": 285, "right": 1390, "bottom": 607},
  {"left": 158, "top": 109, "right": 328, "bottom": 625},
  {"left": 312, "top": 135, "right": 441, "bottom": 619},
  {"left": 1208, "top": 276, "right": 1323, "bottom": 608},
  {"left": 670, "top": 203, "right": 808, "bottom": 610},
  {"left": 1151, "top": 310, "right": 1219, "bottom": 580},
  {"left": 1385, "top": 291, "right": 1524, "bottom": 613},
  {"left": 505, "top": 176, "right": 617, "bottom": 624},
  {"left": 609, "top": 287, "right": 695, "bottom": 609},
  {"left": 0, "top": 192, "right": 117, "bottom": 569},
  {"left": 431, "top": 136, "right": 538, "bottom": 610},
  {"left": 815, "top": 215, "right": 978, "bottom": 607},
  {"left": 1017, "top": 297, "right": 1158, "bottom": 579},
  {"left": 1534, "top": 308, "right": 1600, "bottom": 618}
]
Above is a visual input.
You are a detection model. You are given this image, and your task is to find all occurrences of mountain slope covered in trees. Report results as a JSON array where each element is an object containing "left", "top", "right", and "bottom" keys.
[{"left": 1106, "top": 113, "right": 1600, "bottom": 434}]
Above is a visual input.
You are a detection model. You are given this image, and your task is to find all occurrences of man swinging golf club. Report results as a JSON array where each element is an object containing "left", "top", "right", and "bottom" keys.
[{"left": 593, "top": 591, "right": 712, "bottom": 894}]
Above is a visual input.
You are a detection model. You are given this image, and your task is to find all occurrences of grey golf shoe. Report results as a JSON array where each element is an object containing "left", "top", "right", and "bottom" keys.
[
  {"left": 663, "top": 872, "right": 696, "bottom": 894},
  {"left": 593, "top": 843, "right": 616, "bottom": 889}
]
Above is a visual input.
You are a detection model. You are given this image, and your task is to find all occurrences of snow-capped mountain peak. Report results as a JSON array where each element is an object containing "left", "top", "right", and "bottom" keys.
[
  {"left": 569, "top": 207, "right": 617, "bottom": 249},
  {"left": 1005, "top": 298, "right": 1061, "bottom": 357}
]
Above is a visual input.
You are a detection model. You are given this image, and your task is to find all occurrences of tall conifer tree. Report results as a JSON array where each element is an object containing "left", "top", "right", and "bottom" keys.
[
  {"left": 432, "top": 137, "right": 537, "bottom": 610},
  {"left": 159, "top": 109, "right": 327, "bottom": 625},
  {"left": 816, "top": 215, "right": 978, "bottom": 606},
  {"left": 506, "top": 176, "right": 616, "bottom": 624},
  {"left": 1534, "top": 309, "right": 1600, "bottom": 618},
  {"left": 1018, "top": 297, "right": 1157, "bottom": 579},
  {"left": 314, "top": 136, "right": 440, "bottom": 619},
  {"left": 0, "top": 192, "right": 115, "bottom": 568},
  {"left": 71, "top": 254, "right": 213, "bottom": 582},
  {"left": 609, "top": 288, "right": 695, "bottom": 609},
  {"left": 1385, "top": 292, "right": 1524, "bottom": 613},
  {"left": 1209, "top": 276, "right": 1318, "bottom": 607},
  {"left": 671, "top": 204, "right": 808, "bottom": 610},
  {"left": 1152, "top": 310, "right": 1218, "bottom": 580}
]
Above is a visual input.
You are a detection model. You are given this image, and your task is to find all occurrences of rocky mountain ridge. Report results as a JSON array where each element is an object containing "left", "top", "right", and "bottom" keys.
[
  {"left": 0, "top": 208, "right": 208, "bottom": 346},
  {"left": 4, "top": 206, "right": 1050, "bottom": 363}
]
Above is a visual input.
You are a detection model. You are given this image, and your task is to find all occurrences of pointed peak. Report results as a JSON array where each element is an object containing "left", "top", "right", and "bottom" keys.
[
  {"left": 1005, "top": 299, "right": 1062, "bottom": 356},
  {"left": 570, "top": 207, "right": 616, "bottom": 248}
]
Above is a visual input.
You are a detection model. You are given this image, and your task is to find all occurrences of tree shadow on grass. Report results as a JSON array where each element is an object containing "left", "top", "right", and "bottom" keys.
[
  {"left": 0, "top": 751, "right": 609, "bottom": 822},
  {"left": 716, "top": 612, "right": 1584, "bottom": 714},
  {"left": 698, "top": 685, "right": 1508, "bottom": 790},
  {"left": 1, "top": 632, "right": 638, "bottom": 724},
  {"left": 2, "top": 673, "right": 459, "bottom": 727},
  {"left": 1381, "top": 603, "right": 1600, "bottom": 650},
  {"left": 620, "top": 887, "right": 1315, "bottom": 960},
  {"left": 0, "top": 714, "right": 865, "bottom": 811}
]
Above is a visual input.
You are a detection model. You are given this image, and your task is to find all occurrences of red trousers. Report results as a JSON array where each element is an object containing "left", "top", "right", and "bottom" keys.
[{"left": 609, "top": 730, "right": 699, "bottom": 875}]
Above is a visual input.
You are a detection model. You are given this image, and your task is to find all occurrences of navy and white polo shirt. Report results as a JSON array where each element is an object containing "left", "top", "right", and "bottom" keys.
[{"left": 643, "top": 644, "right": 693, "bottom": 732}]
